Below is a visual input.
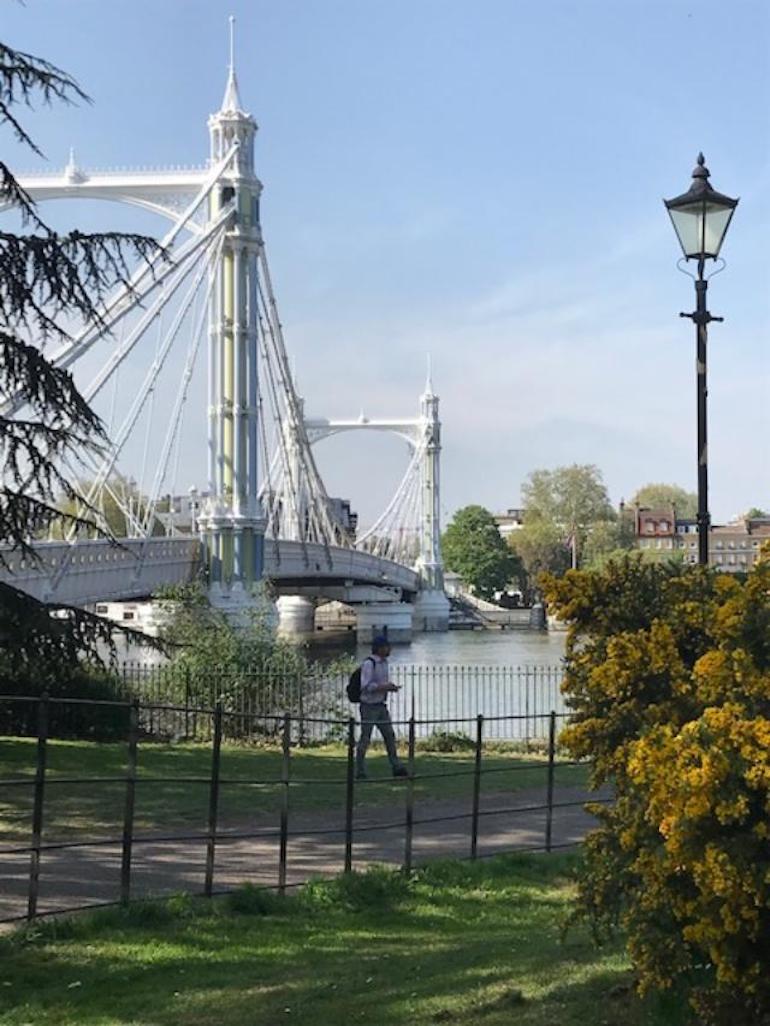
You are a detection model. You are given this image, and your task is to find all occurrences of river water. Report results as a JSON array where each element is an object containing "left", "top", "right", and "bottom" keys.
[
  {"left": 309, "top": 627, "right": 566, "bottom": 668},
  {"left": 308, "top": 629, "right": 569, "bottom": 737}
]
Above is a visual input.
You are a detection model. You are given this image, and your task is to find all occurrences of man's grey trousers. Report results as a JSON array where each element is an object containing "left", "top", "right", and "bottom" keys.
[{"left": 356, "top": 702, "right": 402, "bottom": 773}]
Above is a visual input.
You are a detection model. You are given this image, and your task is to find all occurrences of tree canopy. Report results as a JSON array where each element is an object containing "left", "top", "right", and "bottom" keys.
[
  {"left": 441, "top": 505, "right": 518, "bottom": 600},
  {"left": 513, "top": 464, "right": 617, "bottom": 580},
  {"left": 522, "top": 464, "right": 615, "bottom": 530},
  {"left": 507, "top": 519, "right": 569, "bottom": 600},
  {"left": 0, "top": 39, "right": 158, "bottom": 674},
  {"left": 629, "top": 482, "right": 698, "bottom": 519}
]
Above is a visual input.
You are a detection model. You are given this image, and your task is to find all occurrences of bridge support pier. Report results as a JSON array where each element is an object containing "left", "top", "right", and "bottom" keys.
[
  {"left": 209, "top": 581, "right": 277, "bottom": 630},
  {"left": 411, "top": 589, "right": 450, "bottom": 633},
  {"left": 355, "top": 603, "right": 413, "bottom": 645},
  {"left": 276, "top": 595, "right": 316, "bottom": 637}
]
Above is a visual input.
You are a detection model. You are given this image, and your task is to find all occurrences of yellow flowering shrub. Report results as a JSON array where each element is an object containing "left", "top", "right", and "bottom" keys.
[{"left": 544, "top": 546, "right": 770, "bottom": 1025}]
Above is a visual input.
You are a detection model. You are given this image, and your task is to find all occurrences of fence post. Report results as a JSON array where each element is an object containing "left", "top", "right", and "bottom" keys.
[
  {"left": 545, "top": 710, "right": 556, "bottom": 853},
  {"left": 27, "top": 692, "right": 49, "bottom": 920},
  {"left": 343, "top": 717, "right": 355, "bottom": 873},
  {"left": 278, "top": 713, "right": 291, "bottom": 893},
  {"left": 297, "top": 678, "right": 306, "bottom": 748},
  {"left": 204, "top": 702, "right": 223, "bottom": 898},
  {"left": 403, "top": 715, "right": 416, "bottom": 873},
  {"left": 120, "top": 699, "right": 140, "bottom": 905},
  {"left": 470, "top": 714, "right": 483, "bottom": 860},
  {"left": 184, "top": 668, "right": 191, "bottom": 741}
]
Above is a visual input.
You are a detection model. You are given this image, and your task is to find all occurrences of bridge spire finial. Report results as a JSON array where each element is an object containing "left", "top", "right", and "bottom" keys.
[
  {"left": 220, "top": 14, "right": 244, "bottom": 113},
  {"left": 423, "top": 353, "right": 434, "bottom": 397}
]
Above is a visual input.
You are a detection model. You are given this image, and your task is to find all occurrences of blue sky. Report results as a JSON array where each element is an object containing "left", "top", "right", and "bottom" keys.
[{"left": 3, "top": 0, "right": 769, "bottom": 525}]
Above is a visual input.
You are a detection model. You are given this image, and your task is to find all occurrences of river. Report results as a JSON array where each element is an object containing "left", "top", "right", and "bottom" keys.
[{"left": 309, "top": 627, "right": 566, "bottom": 668}]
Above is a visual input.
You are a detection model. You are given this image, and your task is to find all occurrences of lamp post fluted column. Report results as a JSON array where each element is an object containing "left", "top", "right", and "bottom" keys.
[
  {"left": 664, "top": 154, "right": 738, "bottom": 567},
  {"left": 683, "top": 265, "right": 722, "bottom": 565}
]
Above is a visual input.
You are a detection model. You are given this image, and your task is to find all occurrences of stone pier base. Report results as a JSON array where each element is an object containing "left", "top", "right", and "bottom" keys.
[
  {"left": 208, "top": 582, "right": 278, "bottom": 630},
  {"left": 411, "top": 589, "right": 450, "bottom": 632},
  {"left": 355, "top": 603, "right": 413, "bottom": 645},
  {"left": 276, "top": 595, "right": 316, "bottom": 637}
]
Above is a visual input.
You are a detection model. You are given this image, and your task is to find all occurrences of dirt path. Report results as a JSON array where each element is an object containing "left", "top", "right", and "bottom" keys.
[{"left": 0, "top": 785, "right": 602, "bottom": 922}]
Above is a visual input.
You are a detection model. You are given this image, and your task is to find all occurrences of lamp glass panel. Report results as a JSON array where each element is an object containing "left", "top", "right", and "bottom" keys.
[
  {"left": 669, "top": 204, "right": 702, "bottom": 257},
  {"left": 702, "top": 205, "right": 733, "bottom": 257}
]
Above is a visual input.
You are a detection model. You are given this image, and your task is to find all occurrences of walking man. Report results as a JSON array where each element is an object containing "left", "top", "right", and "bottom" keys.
[{"left": 356, "top": 635, "right": 409, "bottom": 779}]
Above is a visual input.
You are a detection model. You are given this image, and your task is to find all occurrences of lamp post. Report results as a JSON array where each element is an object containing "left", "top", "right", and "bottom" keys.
[{"left": 664, "top": 153, "right": 738, "bottom": 566}]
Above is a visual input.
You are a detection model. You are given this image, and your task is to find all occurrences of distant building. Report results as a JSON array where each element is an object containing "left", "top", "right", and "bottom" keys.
[
  {"left": 494, "top": 508, "right": 526, "bottom": 538},
  {"left": 327, "top": 497, "right": 358, "bottom": 540},
  {"left": 707, "top": 518, "right": 770, "bottom": 573},
  {"left": 156, "top": 491, "right": 358, "bottom": 542},
  {"left": 627, "top": 502, "right": 770, "bottom": 572},
  {"left": 630, "top": 505, "right": 678, "bottom": 554}
]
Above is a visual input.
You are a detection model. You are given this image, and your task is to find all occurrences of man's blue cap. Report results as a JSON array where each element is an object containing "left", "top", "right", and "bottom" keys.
[{"left": 372, "top": 635, "right": 389, "bottom": 651}]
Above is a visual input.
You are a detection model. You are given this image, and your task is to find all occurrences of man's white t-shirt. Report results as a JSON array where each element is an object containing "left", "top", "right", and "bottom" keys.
[{"left": 360, "top": 654, "right": 390, "bottom": 705}]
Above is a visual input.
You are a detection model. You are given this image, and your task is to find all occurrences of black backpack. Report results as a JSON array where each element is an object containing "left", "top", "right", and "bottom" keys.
[{"left": 347, "top": 657, "right": 375, "bottom": 703}]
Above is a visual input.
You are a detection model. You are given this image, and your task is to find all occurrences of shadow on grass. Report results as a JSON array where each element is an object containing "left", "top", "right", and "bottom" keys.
[
  {"left": 0, "top": 853, "right": 679, "bottom": 1026},
  {"left": 0, "top": 738, "right": 590, "bottom": 844}
]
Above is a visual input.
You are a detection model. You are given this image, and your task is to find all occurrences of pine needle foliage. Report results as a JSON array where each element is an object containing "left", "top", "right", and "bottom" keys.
[{"left": 0, "top": 37, "right": 161, "bottom": 676}]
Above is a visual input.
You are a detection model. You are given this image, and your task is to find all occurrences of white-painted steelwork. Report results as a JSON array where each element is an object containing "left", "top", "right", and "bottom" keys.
[
  {"left": 1, "top": 22, "right": 444, "bottom": 630},
  {"left": 0, "top": 537, "right": 418, "bottom": 606}
]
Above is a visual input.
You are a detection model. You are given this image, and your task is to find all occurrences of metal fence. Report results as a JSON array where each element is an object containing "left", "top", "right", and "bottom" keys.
[
  {"left": 115, "top": 662, "right": 566, "bottom": 742},
  {"left": 0, "top": 691, "right": 598, "bottom": 924}
]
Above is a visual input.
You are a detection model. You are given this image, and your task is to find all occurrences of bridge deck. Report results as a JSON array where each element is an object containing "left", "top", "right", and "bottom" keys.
[{"left": 0, "top": 537, "right": 419, "bottom": 607}]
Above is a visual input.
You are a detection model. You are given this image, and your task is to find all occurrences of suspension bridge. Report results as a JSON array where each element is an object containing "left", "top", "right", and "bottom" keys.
[{"left": 0, "top": 25, "right": 449, "bottom": 642}]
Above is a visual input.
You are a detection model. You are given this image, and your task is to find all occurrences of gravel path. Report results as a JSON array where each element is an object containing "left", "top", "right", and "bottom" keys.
[{"left": 0, "top": 784, "right": 602, "bottom": 922}]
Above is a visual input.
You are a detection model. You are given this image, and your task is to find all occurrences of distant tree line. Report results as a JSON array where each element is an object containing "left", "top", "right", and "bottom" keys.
[{"left": 441, "top": 465, "right": 766, "bottom": 602}]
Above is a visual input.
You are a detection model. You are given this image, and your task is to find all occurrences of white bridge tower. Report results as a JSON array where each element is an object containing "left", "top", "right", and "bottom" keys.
[
  {"left": 2, "top": 20, "right": 450, "bottom": 637},
  {"left": 197, "top": 21, "right": 266, "bottom": 609}
]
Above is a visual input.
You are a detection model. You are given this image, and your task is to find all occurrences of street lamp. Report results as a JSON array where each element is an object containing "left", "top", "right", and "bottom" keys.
[{"left": 664, "top": 153, "right": 738, "bottom": 566}]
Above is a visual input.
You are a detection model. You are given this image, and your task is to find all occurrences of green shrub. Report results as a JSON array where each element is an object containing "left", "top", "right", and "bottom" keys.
[
  {"left": 419, "top": 730, "right": 476, "bottom": 752},
  {"left": 545, "top": 548, "right": 770, "bottom": 1026},
  {"left": 300, "top": 866, "right": 412, "bottom": 914},
  {"left": 0, "top": 662, "right": 129, "bottom": 741},
  {"left": 225, "top": 884, "right": 287, "bottom": 917}
]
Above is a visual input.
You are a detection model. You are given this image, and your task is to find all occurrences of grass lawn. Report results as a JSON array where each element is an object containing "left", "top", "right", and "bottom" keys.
[
  {"left": 0, "top": 738, "right": 588, "bottom": 842},
  {"left": 0, "top": 854, "right": 684, "bottom": 1026}
]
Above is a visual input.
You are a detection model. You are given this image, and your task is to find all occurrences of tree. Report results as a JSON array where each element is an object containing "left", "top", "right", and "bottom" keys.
[
  {"left": 544, "top": 548, "right": 770, "bottom": 1025},
  {"left": 441, "top": 505, "right": 517, "bottom": 600},
  {"left": 507, "top": 520, "right": 570, "bottom": 601},
  {"left": 155, "top": 582, "right": 352, "bottom": 731},
  {"left": 1, "top": 40, "right": 158, "bottom": 674},
  {"left": 746, "top": 507, "right": 769, "bottom": 519},
  {"left": 523, "top": 464, "right": 615, "bottom": 527},
  {"left": 580, "top": 516, "right": 636, "bottom": 570},
  {"left": 520, "top": 464, "right": 616, "bottom": 570},
  {"left": 630, "top": 482, "right": 698, "bottom": 519}
]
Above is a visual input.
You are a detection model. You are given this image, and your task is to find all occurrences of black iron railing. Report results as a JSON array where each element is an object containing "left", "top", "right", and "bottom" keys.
[{"left": 0, "top": 690, "right": 601, "bottom": 924}]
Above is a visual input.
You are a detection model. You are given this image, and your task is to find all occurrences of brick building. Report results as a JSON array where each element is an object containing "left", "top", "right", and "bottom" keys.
[{"left": 627, "top": 503, "right": 770, "bottom": 572}]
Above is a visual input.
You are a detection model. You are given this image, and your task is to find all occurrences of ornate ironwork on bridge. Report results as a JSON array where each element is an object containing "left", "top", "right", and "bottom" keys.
[{"left": 0, "top": 19, "right": 448, "bottom": 639}]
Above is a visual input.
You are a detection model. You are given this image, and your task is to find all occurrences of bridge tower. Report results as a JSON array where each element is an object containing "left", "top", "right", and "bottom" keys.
[
  {"left": 412, "top": 371, "right": 450, "bottom": 631},
  {"left": 197, "top": 20, "right": 267, "bottom": 612}
]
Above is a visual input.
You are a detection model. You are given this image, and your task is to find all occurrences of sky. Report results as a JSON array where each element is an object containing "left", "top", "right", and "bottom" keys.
[{"left": 3, "top": 0, "right": 769, "bottom": 527}]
